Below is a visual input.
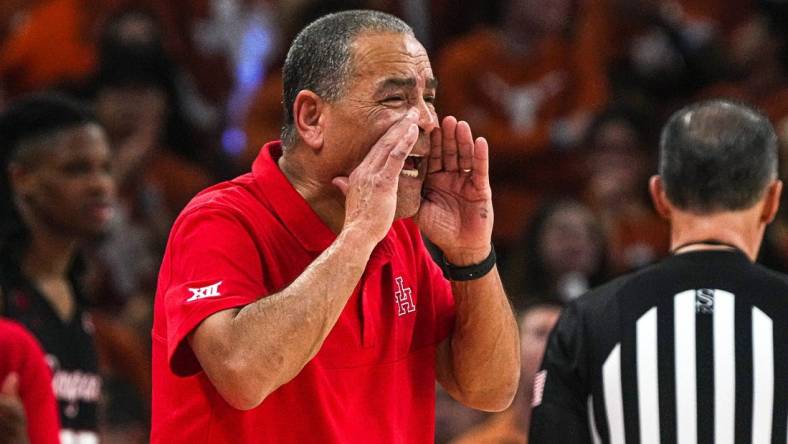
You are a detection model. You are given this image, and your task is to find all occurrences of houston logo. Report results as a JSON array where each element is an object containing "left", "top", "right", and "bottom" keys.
[{"left": 394, "top": 276, "right": 416, "bottom": 316}]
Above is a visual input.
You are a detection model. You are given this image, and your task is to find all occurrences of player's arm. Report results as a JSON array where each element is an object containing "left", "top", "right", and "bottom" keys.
[
  {"left": 420, "top": 116, "right": 520, "bottom": 412},
  {"left": 529, "top": 303, "right": 594, "bottom": 444},
  {"left": 188, "top": 109, "right": 422, "bottom": 411}
]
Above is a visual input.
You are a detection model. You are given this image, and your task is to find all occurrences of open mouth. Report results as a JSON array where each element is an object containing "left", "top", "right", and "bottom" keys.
[{"left": 401, "top": 154, "right": 424, "bottom": 178}]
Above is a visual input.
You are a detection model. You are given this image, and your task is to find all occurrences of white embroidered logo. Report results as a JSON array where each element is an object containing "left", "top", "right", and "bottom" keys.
[
  {"left": 186, "top": 281, "right": 223, "bottom": 302},
  {"left": 394, "top": 276, "right": 416, "bottom": 316}
]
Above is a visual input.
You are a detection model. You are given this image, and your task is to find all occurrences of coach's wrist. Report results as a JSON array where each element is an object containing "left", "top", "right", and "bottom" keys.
[
  {"left": 337, "top": 226, "right": 379, "bottom": 257},
  {"left": 441, "top": 245, "right": 493, "bottom": 267},
  {"left": 440, "top": 244, "right": 496, "bottom": 282}
]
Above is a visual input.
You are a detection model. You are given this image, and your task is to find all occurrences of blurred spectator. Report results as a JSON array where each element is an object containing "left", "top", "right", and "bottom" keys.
[
  {"left": 450, "top": 303, "right": 562, "bottom": 444},
  {"left": 368, "top": 0, "right": 500, "bottom": 51},
  {"left": 0, "top": 0, "right": 98, "bottom": 96},
  {"left": 434, "top": 0, "right": 605, "bottom": 244},
  {"left": 241, "top": 0, "right": 365, "bottom": 168},
  {"left": 0, "top": 318, "right": 60, "bottom": 444},
  {"left": 699, "top": 10, "right": 788, "bottom": 129},
  {"left": 504, "top": 200, "right": 609, "bottom": 309},
  {"left": 435, "top": 385, "right": 489, "bottom": 444},
  {"left": 436, "top": 0, "right": 607, "bottom": 162},
  {"left": 711, "top": 6, "right": 788, "bottom": 272},
  {"left": 0, "top": 92, "right": 114, "bottom": 444},
  {"left": 82, "top": 13, "right": 218, "bottom": 438},
  {"left": 0, "top": 0, "right": 237, "bottom": 134},
  {"left": 93, "top": 7, "right": 219, "bottom": 174},
  {"left": 581, "top": 107, "right": 670, "bottom": 273},
  {"left": 87, "top": 8, "right": 214, "bottom": 315},
  {"left": 584, "top": 0, "right": 742, "bottom": 105}
]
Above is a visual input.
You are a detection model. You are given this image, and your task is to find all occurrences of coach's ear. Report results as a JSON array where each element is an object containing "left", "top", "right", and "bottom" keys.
[
  {"left": 649, "top": 175, "right": 671, "bottom": 219},
  {"left": 293, "top": 90, "right": 325, "bottom": 150},
  {"left": 761, "top": 179, "right": 782, "bottom": 224}
]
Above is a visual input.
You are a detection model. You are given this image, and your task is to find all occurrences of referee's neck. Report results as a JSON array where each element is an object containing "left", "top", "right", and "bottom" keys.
[{"left": 668, "top": 207, "right": 766, "bottom": 263}]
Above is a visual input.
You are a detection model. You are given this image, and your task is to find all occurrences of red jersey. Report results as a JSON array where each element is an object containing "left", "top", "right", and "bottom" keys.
[
  {"left": 151, "top": 142, "right": 456, "bottom": 443},
  {"left": 0, "top": 319, "right": 61, "bottom": 444}
]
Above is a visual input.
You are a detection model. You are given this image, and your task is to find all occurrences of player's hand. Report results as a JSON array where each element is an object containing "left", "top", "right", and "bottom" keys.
[
  {"left": 0, "top": 373, "right": 29, "bottom": 444},
  {"left": 333, "top": 109, "right": 420, "bottom": 244},
  {"left": 416, "top": 116, "right": 493, "bottom": 265}
]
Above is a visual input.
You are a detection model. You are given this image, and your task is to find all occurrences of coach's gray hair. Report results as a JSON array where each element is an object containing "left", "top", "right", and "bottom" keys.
[{"left": 280, "top": 10, "right": 414, "bottom": 148}]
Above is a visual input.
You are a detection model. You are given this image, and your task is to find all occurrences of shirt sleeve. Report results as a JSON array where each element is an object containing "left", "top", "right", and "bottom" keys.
[
  {"left": 529, "top": 302, "right": 594, "bottom": 444},
  {"left": 162, "top": 206, "right": 267, "bottom": 376},
  {"left": 8, "top": 321, "right": 61, "bottom": 444}
]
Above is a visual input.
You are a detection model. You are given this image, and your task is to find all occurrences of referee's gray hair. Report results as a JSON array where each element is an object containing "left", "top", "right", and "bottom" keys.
[
  {"left": 280, "top": 10, "right": 414, "bottom": 148},
  {"left": 659, "top": 99, "right": 778, "bottom": 212}
]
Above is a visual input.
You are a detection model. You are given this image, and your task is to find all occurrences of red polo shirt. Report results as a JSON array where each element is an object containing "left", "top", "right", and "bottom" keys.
[
  {"left": 151, "top": 142, "right": 456, "bottom": 444},
  {"left": 0, "top": 319, "right": 60, "bottom": 444}
]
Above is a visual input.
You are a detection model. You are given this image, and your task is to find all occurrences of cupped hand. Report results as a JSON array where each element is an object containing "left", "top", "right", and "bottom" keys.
[
  {"left": 416, "top": 116, "right": 494, "bottom": 264},
  {"left": 333, "top": 110, "right": 420, "bottom": 244}
]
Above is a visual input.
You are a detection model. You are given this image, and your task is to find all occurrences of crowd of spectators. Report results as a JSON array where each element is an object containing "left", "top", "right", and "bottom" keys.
[{"left": 1, "top": 0, "right": 787, "bottom": 442}]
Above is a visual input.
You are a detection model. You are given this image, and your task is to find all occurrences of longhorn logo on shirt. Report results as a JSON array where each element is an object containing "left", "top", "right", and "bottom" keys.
[
  {"left": 394, "top": 276, "right": 416, "bottom": 316},
  {"left": 186, "top": 281, "right": 223, "bottom": 302}
]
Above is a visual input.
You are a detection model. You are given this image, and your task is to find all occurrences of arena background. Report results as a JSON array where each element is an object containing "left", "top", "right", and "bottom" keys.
[{"left": 2, "top": 0, "right": 787, "bottom": 442}]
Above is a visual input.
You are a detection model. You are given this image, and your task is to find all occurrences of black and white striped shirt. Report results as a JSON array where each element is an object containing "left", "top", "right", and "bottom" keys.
[{"left": 530, "top": 250, "right": 787, "bottom": 444}]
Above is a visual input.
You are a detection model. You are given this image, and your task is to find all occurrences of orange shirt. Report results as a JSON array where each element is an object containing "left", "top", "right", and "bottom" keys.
[
  {"left": 0, "top": 0, "right": 96, "bottom": 95},
  {"left": 436, "top": 28, "right": 606, "bottom": 163}
]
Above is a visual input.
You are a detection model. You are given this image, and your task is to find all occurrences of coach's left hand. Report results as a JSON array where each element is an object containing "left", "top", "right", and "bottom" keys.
[{"left": 416, "top": 116, "right": 493, "bottom": 265}]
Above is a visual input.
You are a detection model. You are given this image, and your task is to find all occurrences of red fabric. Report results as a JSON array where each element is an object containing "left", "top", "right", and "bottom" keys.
[
  {"left": 0, "top": 319, "right": 60, "bottom": 444},
  {"left": 151, "top": 141, "right": 455, "bottom": 444}
]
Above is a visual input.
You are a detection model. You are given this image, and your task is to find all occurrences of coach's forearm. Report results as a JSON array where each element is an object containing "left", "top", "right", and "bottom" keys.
[
  {"left": 190, "top": 227, "right": 375, "bottom": 410},
  {"left": 437, "top": 265, "right": 520, "bottom": 412}
]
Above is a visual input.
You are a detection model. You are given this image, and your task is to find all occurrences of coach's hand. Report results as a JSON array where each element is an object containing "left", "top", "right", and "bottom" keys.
[
  {"left": 333, "top": 110, "right": 420, "bottom": 243},
  {"left": 416, "top": 116, "right": 493, "bottom": 265}
]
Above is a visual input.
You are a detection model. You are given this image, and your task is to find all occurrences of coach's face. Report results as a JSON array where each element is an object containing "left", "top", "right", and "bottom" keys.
[{"left": 322, "top": 31, "right": 439, "bottom": 218}]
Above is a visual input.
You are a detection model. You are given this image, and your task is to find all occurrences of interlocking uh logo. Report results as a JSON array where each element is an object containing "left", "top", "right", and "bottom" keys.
[{"left": 394, "top": 276, "right": 416, "bottom": 316}]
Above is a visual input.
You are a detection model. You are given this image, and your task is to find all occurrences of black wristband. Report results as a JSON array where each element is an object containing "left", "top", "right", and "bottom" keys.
[{"left": 442, "top": 246, "right": 496, "bottom": 281}]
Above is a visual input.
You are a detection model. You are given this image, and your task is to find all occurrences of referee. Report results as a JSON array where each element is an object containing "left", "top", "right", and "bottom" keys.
[{"left": 530, "top": 99, "right": 787, "bottom": 444}]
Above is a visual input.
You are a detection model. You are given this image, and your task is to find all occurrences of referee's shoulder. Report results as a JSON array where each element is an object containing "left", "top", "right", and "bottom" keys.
[
  {"left": 750, "top": 261, "right": 788, "bottom": 287},
  {"left": 571, "top": 263, "right": 659, "bottom": 317}
]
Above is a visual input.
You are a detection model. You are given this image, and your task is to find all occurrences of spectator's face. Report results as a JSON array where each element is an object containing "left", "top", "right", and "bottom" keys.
[
  {"left": 508, "top": 0, "right": 571, "bottom": 35},
  {"left": 539, "top": 204, "right": 601, "bottom": 278},
  {"left": 586, "top": 120, "right": 646, "bottom": 206},
  {"left": 520, "top": 306, "right": 561, "bottom": 393},
  {"left": 14, "top": 124, "right": 116, "bottom": 238},
  {"left": 110, "top": 11, "right": 160, "bottom": 47},
  {"left": 729, "top": 16, "right": 780, "bottom": 73},
  {"left": 95, "top": 85, "right": 167, "bottom": 142},
  {"left": 321, "top": 32, "right": 438, "bottom": 218}
]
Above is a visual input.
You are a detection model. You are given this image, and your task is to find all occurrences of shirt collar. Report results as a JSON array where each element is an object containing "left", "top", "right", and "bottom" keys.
[{"left": 252, "top": 141, "right": 337, "bottom": 252}]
